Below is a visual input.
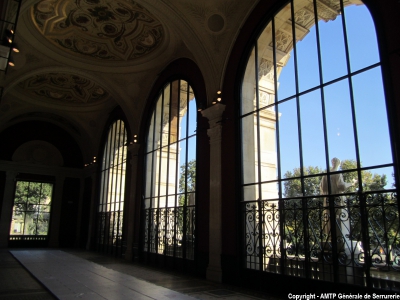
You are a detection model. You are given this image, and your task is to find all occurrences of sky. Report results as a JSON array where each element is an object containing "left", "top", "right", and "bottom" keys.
[
  {"left": 179, "top": 3, "right": 394, "bottom": 189},
  {"left": 275, "top": 4, "right": 394, "bottom": 188}
]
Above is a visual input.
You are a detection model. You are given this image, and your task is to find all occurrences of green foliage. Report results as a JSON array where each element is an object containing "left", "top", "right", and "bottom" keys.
[
  {"left": 283, "top": 159, "right": 388, "bottom": 197},
  {"left": 284, "top": 166, "right": 324, "bottom": 197},
  {"left": 12, "top": 181, "right": 53, "bottom": 236},
  {"left": 341, "top": 159, "right": 387, "bottom": 192},
  {"left": 282, "top": 160, "right": 394, "bottom": 251},
  {"left": 179, "top": 159, "right": 196, "bottom": 206}
]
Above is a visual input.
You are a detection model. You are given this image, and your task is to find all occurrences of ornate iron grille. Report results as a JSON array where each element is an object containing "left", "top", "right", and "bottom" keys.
[
  {"left": 143, "top": 205, "right": 195, "bottom": 258},
  {"left": 243, "top": 191, "right": 399, "bottom": 287}
]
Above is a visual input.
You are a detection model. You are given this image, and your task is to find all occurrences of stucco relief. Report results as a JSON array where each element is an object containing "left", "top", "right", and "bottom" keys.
[
  {"left": 32, "top": 0, "right": 164, "bottom": 61},
  {"left": 18, "top": 73, "right": 109, "bottom": 104}
]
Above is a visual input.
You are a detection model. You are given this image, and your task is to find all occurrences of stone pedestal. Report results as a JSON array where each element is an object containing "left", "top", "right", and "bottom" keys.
[{"left": 201, "top": 103, "right": 226, "bottom": 282}]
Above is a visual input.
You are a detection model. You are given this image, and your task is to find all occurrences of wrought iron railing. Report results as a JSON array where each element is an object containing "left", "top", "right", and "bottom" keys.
[
  {"left": 96, "top": 211, "right": 124, "bottom": 254},
  {"left": 143, "top": 205, "right": 195, "bottom": 260},
  {"left": 243, "top": 190, "right": 400, "bottom": 289}
]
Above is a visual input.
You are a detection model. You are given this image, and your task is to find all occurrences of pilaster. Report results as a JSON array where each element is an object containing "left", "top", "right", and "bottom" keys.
[
  {"left": 48, "top": 175, "right": 65, "bottom": 247},
  {"left": 124, "top": 143, "right": 141, "bottom": 261},
  {"left": 201, "top": 103, "right": 226, "bottom": 282},
  {"left": 0, "top": 171, "right": 17, "bottom": 248}
]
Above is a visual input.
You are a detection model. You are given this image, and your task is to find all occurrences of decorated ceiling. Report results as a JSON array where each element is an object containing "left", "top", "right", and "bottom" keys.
[
  {"left": 18, "top": 73, "right": 109, "bottom": 104},
  {"left": 32, "top": 0, "right": 165, "bottom": 61}
]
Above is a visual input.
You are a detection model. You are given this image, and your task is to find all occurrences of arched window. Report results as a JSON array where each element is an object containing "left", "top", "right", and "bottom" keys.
[
  {"left": 240, "top": 0, "right": 398, "bottom": 288},
  {"left": 143, "top": 80, "right": 196, "bottom": 261},
  {"left": 97, "top": 119, "right": 127, "bottom": 255}
]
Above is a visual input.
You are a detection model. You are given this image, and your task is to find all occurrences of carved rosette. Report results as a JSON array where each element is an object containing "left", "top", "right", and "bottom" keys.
[
  {"left": 18, "top": 73, "right": 109, "bottom": 103},
  {"left": 32, "top": 0, "right": 164, "bottom": 61}
]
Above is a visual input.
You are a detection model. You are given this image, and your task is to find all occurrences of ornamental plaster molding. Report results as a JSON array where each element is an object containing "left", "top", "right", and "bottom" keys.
[{"left": 32, "top": 0, "right": 165, "bottom": 62}]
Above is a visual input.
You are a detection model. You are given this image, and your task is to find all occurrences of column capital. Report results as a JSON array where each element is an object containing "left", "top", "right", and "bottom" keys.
[
  {"left": 128, "top": 143, "right": 140, "bottom": 155},
  {"left": 201, "top": 103, "right": 226, "bottom": 128}
]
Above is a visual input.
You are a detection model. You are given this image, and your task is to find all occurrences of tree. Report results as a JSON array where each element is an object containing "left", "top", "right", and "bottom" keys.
[
  {"left": 283, "top": 159, "right": 387, "bottom": 198},
  {"left": 282, "top": 160, "right": 392, "bottom": 254},
  {"left": 177, "top": 160, "right": 196, "bottom": 237},
  {"left": 179, "top": 159, "right": 196, "bottom": 206},
  {"left": 12, "top": 181, "right": 53, "bottom": 236}
]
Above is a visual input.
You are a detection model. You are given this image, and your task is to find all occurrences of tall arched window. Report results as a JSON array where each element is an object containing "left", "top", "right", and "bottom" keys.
[
  {"left": 97, "top": 119, "right": 127, "bottom": 255},
  {"left": 143, "top": 80, "right": 196, "bottom": 261},
  {"left": 240, "top": 0, "right": 398, "bottom": 288}
]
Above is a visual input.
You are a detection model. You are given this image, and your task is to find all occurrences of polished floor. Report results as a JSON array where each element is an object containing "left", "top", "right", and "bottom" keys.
[{"left": 1, "top": 249, "right": 284, "bottom": 300}]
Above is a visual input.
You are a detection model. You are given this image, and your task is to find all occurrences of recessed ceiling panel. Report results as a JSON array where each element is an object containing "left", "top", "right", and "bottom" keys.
[
  {"left": 18, "top": 73, "right": 109, "bottom": 104},
  {"left": 32, "top": 0, "right": 165, "bottom": 61}
]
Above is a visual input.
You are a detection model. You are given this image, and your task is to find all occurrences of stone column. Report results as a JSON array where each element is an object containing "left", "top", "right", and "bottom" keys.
[
  {"left": 0, "top": 171, "right": 17, "bottom": 248},
  {"left": 48, "top": 175, "right": 65, "bottom": 247},
  {"left": 201, "top": 103, "right": 226, "bottom": 282},
  {"left": 85, "top": 165, "right": 98, "bottom": 250},
  {"left": 125, "top": 143, "right": 140, "bottom": 261}
]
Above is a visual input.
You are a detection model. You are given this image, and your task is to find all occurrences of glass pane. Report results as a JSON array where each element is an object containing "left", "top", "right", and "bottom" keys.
[
  {"left": 304, "top": 174, "right": 324, "bottom": 197},
  {"left": 166, "top": 195, "right": 175, "bottom": 208},
  {"left": 159, "top": 196, "right": 166, "bottom": 209},
  {"left": 278, "top": 99, "right": 300, "bottom": 179},
  {"left": 168, "top": 142, "right": 178, "bottom": 196},
  {"left": 259, "top": 107, "right": 278, "bottom": 182},
  {"left": 147, "top": 111, "right": 156, "bottom": 153},
  {"left": 162, "top": 84, "right": 171, "bottom": 144},
  {"left": 154, "top": 94, "right": 163, "bottom": 149},
  {"left": 151, "top": 197, "right": 157, "bottom": 209},
  {"left": 243, "top": 185, "right": 259, "bottom": 202},
  {"left": 41, "top": 183, "right": 53, "bottom": 204},
  {"left": 282, "top": 178, "right": 302, "bottom": 198},
  {"left": 345, "top": 5, "right": 379, "bottom": 73},
  {"left": 158, "top": 147, "right": 168, "bottom": 197},
  {"left": 276, "top": 3, "right": 295, "bottom": 101},
  {"left": 35, "top": 212, "right": 50, "bottom": 235},
  {"left": 300, "top": 89, "right": 326, "bottom": 169},
  {"left": 319, "top": 13, "right": 347, "bottom": 83},
  {"left": 188, "top": 95, "right": 197, "bottom": 137},
  {"left": 178, "top": 139, "right": 187, "bottom": 192},
  {"left": 40, "top": 205, "right": 51, "bottom": 213},
  {"left": 353, "top": 67, "right": 392, "bottom": 168},
  {"left": 294, "top": 0, "right": 319, "bottom": 93},
  {"left": 361, "top": 166, "right": 394, "bottom": 191},
  {"left": 261, "top": 182, "right": 279, "bottom": 200},
  {"left": 170, "top": 81, "right": 180, "bottom": 144},
  {"left": 259, "top": 21, "right": 275, "bottom": 110},
  {"left": 324, "top": 79, "right": 357, "bottom": 164},
  {"left": 10, "top": 211, "right": 24, "bottom": 235},
  {"left": 187, "top": 136, "right": 196, "bottom": 164},
  {"left": 145, "top": 153, "right": 155, "bottom": 198},
  {"left": 241, "top": 45, "right": 257, "bottom": 116},
  {"left": 23, "top": 212, "right": 36, "bottom": 235},
  {"left": 242, "top": 114, "right": 257, "bottom": 185}
]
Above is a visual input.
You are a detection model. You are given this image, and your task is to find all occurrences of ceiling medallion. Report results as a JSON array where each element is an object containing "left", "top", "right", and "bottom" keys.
[
  {"left": 18, "top": 73, "right": 109, "bottom": 103},
  {"left": 32, "top": 0, "right": 164, "bottom": 61}
]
